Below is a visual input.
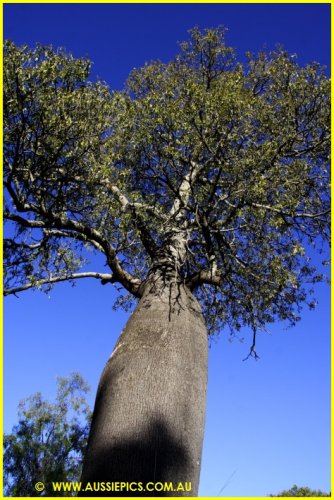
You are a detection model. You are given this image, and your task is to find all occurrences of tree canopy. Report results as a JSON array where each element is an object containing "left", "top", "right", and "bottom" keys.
[
  {"left": 4, "top": 27, "right": 330, "bottom": 352},
  {"left": 3, "top": 373, "right": 91, "bottom": 496}
]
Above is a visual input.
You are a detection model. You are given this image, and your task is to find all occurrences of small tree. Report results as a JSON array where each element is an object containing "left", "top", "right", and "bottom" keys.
[
  {"left": 4, "top": 27, "right": 330, "bottom": 495},
  {"left": 4, "top": 373, "right": 91, "bottom": 496},
  {"left": 270, "top": 485, "right": 330, "bottom": 497}
]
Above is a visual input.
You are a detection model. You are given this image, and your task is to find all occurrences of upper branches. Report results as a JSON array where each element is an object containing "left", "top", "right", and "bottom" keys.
[
  {"left": 4, "top": 30, "right": 330, "bottom": 339},
  {"left": 116, "top": 28, "right": 330, "bottom": 333}
]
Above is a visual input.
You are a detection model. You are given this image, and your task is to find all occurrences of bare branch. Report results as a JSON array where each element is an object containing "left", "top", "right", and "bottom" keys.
[{"left": 242, "top": 328, "right": 260, "bottom": 361}]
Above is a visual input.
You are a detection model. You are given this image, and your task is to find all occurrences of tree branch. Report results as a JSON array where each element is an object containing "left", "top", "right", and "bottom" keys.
[
  {"left": 4, "top": 272, "right": 116, "bottom": 297},
  {"left": 109, "top": 184, "right": 158, "bottom": 258},
  {"left": 249, "top": 202, "right": 330, "bottom": 219},
  {"left": 4, "top": 211, "right": 143, "bottom": 297},
  {"left": 5, "top": 212, "right": 46, "bottom": 228},
  {"left": 242, "top": 327, "right": 260, "bottom": 361},
  {"left": 54, "top": 169, "right": 160, "bottom": 257},
  {"left": 186, "top": 269, "right": 225, "bottom": 291},
  {"left": 169, "top": 161, "right": 202, "bottom": 219}
]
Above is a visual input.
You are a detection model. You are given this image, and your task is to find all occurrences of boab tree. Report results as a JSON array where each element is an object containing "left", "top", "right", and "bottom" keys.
[{"left": 4, "top": 27, "right": 330, "bottom": 496}]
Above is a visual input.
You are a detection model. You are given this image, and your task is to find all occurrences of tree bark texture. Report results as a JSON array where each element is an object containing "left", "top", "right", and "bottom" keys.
[{"left": 80, "top": 275, "right": 208, "bottom": 496}]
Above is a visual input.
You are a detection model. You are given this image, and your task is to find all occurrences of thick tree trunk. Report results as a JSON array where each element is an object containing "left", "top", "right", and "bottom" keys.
[{"left": 79, "top": 274, "right": 208, "bottom": 496}]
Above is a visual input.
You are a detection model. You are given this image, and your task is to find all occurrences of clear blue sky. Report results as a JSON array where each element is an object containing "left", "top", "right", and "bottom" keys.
[{"left": 4, "top": 3, "right": 330, "bottom": 497}]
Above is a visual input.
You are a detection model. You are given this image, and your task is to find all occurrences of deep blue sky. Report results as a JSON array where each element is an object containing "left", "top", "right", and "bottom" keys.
[{"left": 4, "top": 3, "right": 330, "bottom": 497}]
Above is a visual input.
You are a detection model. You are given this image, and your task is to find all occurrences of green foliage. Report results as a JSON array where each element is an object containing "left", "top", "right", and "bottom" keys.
[
  {"left": 4, "top": 27, "right": 330, "bottom": 349},
  {"left": 3, "top": 373, "right": 92, "bottom": 496},
  {"left": 270, "top": 485, "right": 330, "bottom": 497},
  {"left": 4, "top": 40, "right": 114, "bottom": 293}
]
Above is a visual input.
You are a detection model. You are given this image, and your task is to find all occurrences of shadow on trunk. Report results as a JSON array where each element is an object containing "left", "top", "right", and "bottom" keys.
[{"left": 79, "top": 418, "right": 190, "bottom": 497}]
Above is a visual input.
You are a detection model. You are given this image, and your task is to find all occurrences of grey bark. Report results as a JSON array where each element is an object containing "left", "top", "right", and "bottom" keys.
[{"left": 80, "top": 273, "right": 208, "bottom": 496}]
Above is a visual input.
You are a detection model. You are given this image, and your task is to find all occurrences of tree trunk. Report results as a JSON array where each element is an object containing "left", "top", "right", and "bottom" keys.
[{"left": 79, "top": 274, "right": 208, "bottom": 496}]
